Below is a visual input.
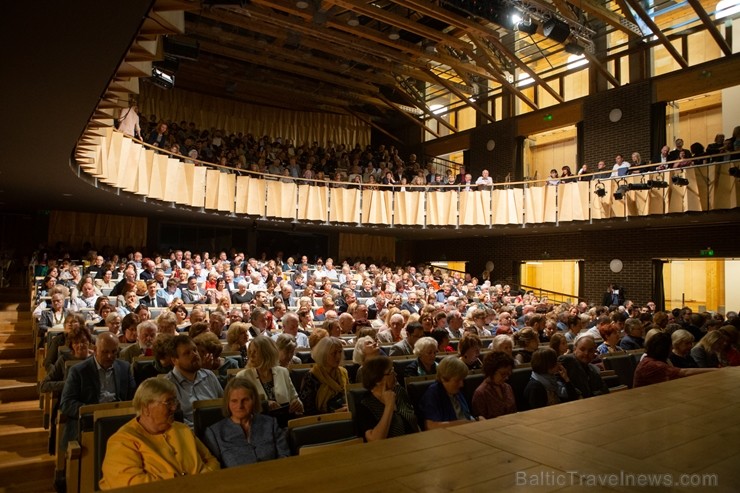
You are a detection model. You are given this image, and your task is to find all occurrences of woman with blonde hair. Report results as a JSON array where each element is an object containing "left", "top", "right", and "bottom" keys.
[
  {"left": 237, "top": 336, "right": 303, "bottom": 414},
  {"left": 299, "top": 337, "right": 349, "bottom": 415},
  {"left": 690, "top": 330, "right": 727, "bottom": 368}
]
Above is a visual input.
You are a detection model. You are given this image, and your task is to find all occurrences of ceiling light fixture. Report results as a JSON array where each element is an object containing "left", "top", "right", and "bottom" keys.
[
  {"left": 388, "top": 28, "right": 400, "bottom": 41},
  {"left": 347, "top": 13, "right": 359, "bottom": 26}
]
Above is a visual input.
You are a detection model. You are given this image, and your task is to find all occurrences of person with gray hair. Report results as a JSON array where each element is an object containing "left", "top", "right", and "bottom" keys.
[
  {"left": 203, "top": 377, "right": 290, "bottom": 468},
  {"left": 418, "top": 356, "right": 482, "bottom": 429},
  {"left": 275, "top": 311, "right": 308, "bottom": 347},
  {"left": 353, "top": 335, "right": 382, "bottom": 383},
  {"left": 668, "top": 329, "right": 697, "bottom": 368},
  {"left": 275, "top": 333, "right": 301, "bottom": 367},
  {"left": 120, "top": 320, "right": 158, "bottom": 363},
  {"left": 559, "top": 334, "right": 609, "bottom": 398},
  {"left": 404, "top": 336, "right": 439, "bottom": 377},
  {"left": 299, "top": 337, "right": 349, "bottom": 415},
  {"left": 619, "top": 318, "right": 645, "bottom": 351},
  {"left": 99, "top": 378, "right": 220, "bottom": 489}
]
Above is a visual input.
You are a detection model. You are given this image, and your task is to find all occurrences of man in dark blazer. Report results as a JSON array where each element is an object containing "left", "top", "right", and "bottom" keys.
[
  {"left": 59, "top": 332, "right": 136, "bottom": 451},
  {"left": 140, "top": 279, "right": 168, "bottom": 308},
  {"left": 400, "top": 291, "right": 422, "bottom": 314}
]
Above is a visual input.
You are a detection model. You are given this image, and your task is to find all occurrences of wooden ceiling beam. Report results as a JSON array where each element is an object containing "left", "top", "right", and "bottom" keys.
[
  {"left": 175, "top": 74, "right": 344, "bottom": 112},
  {"left": 200, "top": 7, "right": 438, "bottom": 85},
  {"left": 563, "top": 0, "right": 641, "bottom": 37},
  {"left": 345, "top": 108, "right": 404, "bottom": 145},
  {"left": 480, "top": 34, "right": 564, "bottom": 104},
  {"left": 185, "top": 23, "right": 394, "bottom": 87},
  {"left": 685, "top": 0, "right": 732, "bottom": 56},
  {"left": 424, "top": 69, "right": 496, "bottom": 124},
  {"left": 198, "top": 40, "right": 380, "bottom": 94},
  {"left": 181, "top": 61, "right": 386, "bottom": 108},
  {"left": 390, "top": 85, "right": 458, "bottom": 134},
  {"left": 377, "top": 94, "right": 442, "bottom": 138},
  {"left": 622, "top": 0, "right": 688, "bottom": 69},
  {"left": 469, "top": 35, "right": 539, "bottom": 110}
]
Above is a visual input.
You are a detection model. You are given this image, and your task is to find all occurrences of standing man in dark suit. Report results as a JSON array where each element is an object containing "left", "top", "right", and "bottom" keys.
[
  {"left": 601, "top": 284, "right": 625, "bottom": 308},
  {"left": 453, "top": 166, "right": 467, "bottom": 185},
  {"left": 59, "top": 332, "right": 136, "bottom": 452}
]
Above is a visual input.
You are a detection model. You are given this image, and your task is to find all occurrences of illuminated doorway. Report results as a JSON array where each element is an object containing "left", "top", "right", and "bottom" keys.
[
  {"left": 523, "top": 125, "right": 578, "bottom": 183},
  {"left": 520, "top": 260, "right": 582, "bottom": 303},
  {"left": 662, "top": 258, "right": 739, "bottom": 313}
]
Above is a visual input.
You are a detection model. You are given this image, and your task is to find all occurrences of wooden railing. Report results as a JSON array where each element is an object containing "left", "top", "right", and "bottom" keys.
[{"left": 74, "top": 128, "right": 740, "bottom": 228}]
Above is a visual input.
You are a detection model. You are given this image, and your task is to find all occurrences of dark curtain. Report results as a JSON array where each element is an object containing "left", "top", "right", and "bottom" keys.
[
  {"left": 651, "top": 102, "right": 667, "bottom": 162},
  {"left": 514, "top": 135, "right": 526, "bottom": 181},
  {"left": 576, "top": 121, "right": 584, "bottom": 171},
  {"left": 652, "top": 259, "right": 666, "bottom": 312}
]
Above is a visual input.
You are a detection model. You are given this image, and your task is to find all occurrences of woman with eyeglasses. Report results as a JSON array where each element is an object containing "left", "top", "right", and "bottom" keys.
[
  {"left": 357, "top": 356, "right": 419, "bottom": 441},
  {"left": 99, "top": 378, "right": 219, "bottom": 489}
]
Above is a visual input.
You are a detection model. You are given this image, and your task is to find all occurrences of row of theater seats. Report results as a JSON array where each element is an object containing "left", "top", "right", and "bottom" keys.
[{"left": 57, "top": 344, "right": 644, "bottom": 493}]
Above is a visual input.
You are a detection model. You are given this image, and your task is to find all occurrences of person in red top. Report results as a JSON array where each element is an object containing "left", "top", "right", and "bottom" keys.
[{"left": 633, "top": 332, "right": 718, "bottom": 388}]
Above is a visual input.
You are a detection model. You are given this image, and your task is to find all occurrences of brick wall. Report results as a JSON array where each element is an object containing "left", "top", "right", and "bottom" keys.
[
  {"left": 582, "top": 80, "right": 652, "bottom": 168},
  {"left": 400, "top": 222, "right": 740, "bottom": 306},
  {"left": 468, "top": 120, "right": 516, "bottom": 183}
]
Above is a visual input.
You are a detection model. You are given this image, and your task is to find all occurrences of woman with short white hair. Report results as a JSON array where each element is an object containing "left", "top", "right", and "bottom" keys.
[
  {"left": 100, "top": 378, "right": 219, "bottom": 489},
  {"left": 404, "top": 337, "right": 438, "bottom": 378}
]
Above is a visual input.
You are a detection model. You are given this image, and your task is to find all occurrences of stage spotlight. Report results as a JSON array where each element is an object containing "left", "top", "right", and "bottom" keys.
[
  {"left": 594, "top": 181, "right": 606, "bottom": 197},
  {"left": 672, "top": 175, "right": 690, "bottom": 186},
  {"left": 150, "top": 67, "right": 174, "bottom": 90},
  {"left": 518, "top": 19, "right": 538, "bottom": 35},
  {"left": 729, "top": 167, "right": 740, "bottom": 178},
  {"left": 627, "top": 182, "right": 651, "bottom": 191},
  {"left": 647, "top": 179, "right": 669, "bottom": 188},
  {"left": 543, "top": 18, "right": 570, "bottom": 43},
  {"left": 613, "top": 184, "right": 629, "bottom": 200},
  {"left": 564, "top": 42, "right": 584, "bottom": 56}
]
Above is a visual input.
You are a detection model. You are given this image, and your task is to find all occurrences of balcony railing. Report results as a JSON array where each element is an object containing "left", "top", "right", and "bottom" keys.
[{"left": 74, "top": 128, "right": 740, "bottom": 228}]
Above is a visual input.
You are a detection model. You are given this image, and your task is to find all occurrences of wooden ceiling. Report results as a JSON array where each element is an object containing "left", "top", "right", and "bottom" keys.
[{"left": 162, "top": 0, "right": 734, "bottom": 127}]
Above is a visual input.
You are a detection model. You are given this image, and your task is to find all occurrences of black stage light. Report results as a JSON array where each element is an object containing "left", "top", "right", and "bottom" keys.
[
  {"left": 564, "top": 42, "right": 584, "bottom": 55},
  {"left": 729, "top": 167, "right": 740, "bottom": 178},
  {"left": 647, "top": 179, "right": 669, "bottom": 188},
  {"left": 594, "top": 181, "right": 606, "bottom": 197},
  {"left": 543, "top": 18, "right": 570, "bottom": 43},
  {"left": 672, "top": 175, "right": 690, "bottom": 186},
  {"left": 627, "top": 182, "right": 651, "bottom": 191},
  {"left": 518, "top": 20, "right": 538, "bottom": 35},
  {"left": 150, "top": 67, "right": 174, "bottom": 90},
  {"left": 613, "top": 184, "right": 629, "bottom": 200}
]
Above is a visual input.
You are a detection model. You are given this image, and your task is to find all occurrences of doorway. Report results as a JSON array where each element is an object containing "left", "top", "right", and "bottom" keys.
[
  {"left": 520, "top": 260, "right": 581, "bottom": 302},
  {"left": 662, "top": 258, "right": 739, "bottom": 313}
]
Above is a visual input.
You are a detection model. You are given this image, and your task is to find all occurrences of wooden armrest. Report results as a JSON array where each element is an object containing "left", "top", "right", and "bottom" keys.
[{"left": 66, "top": 441, "right": 82, "bottom": 493}]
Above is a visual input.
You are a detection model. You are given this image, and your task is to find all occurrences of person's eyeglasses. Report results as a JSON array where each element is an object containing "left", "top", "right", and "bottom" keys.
[{"left": 156, "top": 398, "right": 179, "bottom": 409}]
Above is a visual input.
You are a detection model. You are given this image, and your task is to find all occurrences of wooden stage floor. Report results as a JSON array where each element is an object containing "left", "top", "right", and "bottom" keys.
[{"left": 110, "top": 367, "right": 740, "bottom": 492}]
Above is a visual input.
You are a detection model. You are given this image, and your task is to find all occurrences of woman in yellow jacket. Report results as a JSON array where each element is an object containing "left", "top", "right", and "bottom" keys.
[{"left": 99, "top": 378, "right": 220, "bottom": 489}]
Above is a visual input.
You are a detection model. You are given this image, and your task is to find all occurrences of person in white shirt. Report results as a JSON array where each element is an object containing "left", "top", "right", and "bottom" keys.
[
  {"left": 610, "top": 154, "right": 630, "bottom": 177},
  {"left": 475, "top": 169, "right": 493, "bottom": 187}
]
